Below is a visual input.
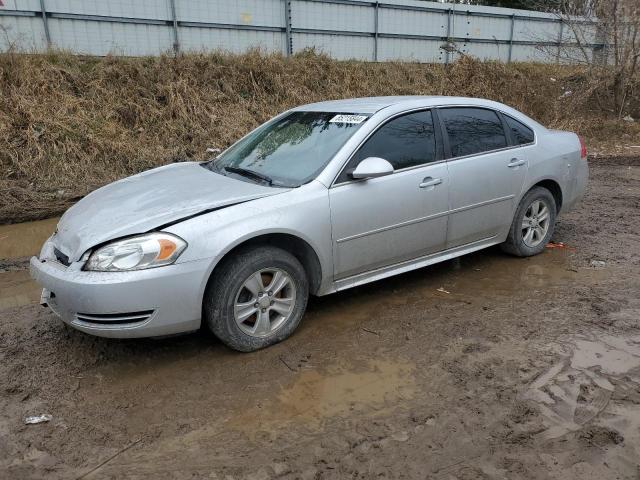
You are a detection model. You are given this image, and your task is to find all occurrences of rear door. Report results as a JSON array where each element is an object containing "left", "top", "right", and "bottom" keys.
[
  {"left": 329, "top": 109, "right": 449, "bottom": 280},
  {"left": 439, "top": 107, "right": 528, "bottom": 248}
]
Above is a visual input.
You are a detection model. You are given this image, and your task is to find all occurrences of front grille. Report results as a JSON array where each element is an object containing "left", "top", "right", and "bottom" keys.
[
  {"left": 53, "top": 247, "right": 70, "bottom": 266},
  {"left": 75, "top": 310, "right": 155, "bottom": 326}
]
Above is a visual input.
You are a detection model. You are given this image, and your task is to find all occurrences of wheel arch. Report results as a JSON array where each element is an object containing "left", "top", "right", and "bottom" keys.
[
  {"left": 202, "top": 232, "right": 324, "bottom": 304},
  {"left": 528, "top": 178, "right": 563, "bottom": 213}
]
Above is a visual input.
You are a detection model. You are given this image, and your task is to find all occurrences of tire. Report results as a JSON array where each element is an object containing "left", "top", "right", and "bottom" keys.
[
  {"left": 204, "top": 245, "right": 309, "bottom": 352},
  {"left": 500, "top": 186, "right": 557, "bottom": 257}
]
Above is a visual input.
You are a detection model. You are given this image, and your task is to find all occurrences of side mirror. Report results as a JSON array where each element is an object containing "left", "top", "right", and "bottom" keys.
[{"left": 350, "top": 157, "right": 394, "bottom": 179}]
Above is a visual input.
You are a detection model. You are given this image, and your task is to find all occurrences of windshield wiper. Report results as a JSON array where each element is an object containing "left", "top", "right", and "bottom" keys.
[{"left": 224, "top": 166, "right": 273, "bottom": 185}]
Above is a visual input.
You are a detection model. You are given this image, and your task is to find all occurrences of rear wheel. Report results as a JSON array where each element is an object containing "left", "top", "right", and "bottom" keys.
[
  {"left": 204, "top": 246, "right": 309, "bottom": 352},
  {"left": 501, "top": 187, "right": 557, "bottom": 257}
]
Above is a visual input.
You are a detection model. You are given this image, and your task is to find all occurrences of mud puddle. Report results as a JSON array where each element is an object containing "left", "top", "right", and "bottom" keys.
[
  {"left": 307, "top": 246, "right": 607, "bottom": 336},
  {"left": 0, "top": 217, "right": 59, "bottom": 309},
  {"left": 0, "top": 217, "right": 58, "bottom": 260},
  {"left": 230, "top": 359, "right": 415, "bottom": 434},
  {"left": 0, "top": 270, "right": 41, "bottom": 310},
  {"left": 90, "top": 356, "right": 418, "bottom": 476}
]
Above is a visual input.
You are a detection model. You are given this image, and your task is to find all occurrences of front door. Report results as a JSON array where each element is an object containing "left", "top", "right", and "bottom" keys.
[{"left": 329, "top": 110, "right": 450, "bottom": 280}]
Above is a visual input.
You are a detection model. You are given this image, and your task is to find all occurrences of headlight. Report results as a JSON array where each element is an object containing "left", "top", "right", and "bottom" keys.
[{"left": 85, "top": 233, "right": 187, "bottom": 272}]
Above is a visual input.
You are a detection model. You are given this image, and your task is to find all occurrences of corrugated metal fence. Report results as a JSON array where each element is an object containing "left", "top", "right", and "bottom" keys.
[{"left": 0, "top": 0, "right": 604, "bottom": 63}]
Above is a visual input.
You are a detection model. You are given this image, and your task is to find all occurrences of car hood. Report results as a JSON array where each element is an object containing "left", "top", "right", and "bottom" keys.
[{"left": 54, "top": 162, "right": 285, "bottom": 261}]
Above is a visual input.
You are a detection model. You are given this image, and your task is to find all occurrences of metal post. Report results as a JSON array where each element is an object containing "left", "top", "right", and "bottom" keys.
[
  {"left": 39, "top": 0, "right": 51, "bottom": 47},
  {"left": 556, "top": 20, "right": 563, "bottom": 64},
  {"left": 507, "top": 14, "right": 515, "bottom": 63},
  {"left": 284, "top": 0, "right": 292, "bottom": 56},
  {"left": 445, "top": 8, "right": 451, "bottom": 64},
  {"left": 169, "top": 0, "right": 179, "bottom": 54},
  {"left": 601, "top": 29, "right": 608, "bottom": 66},
  {"left": 373, "top": 1, "right": 379, "bottom": 62}
]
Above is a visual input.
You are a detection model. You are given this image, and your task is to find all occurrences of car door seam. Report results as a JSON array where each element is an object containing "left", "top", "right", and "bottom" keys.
[
  {"left": 336, "top": 210, "right": 449, "bottom": 244},
  {"left": 448, "top": 194, "right": 515, "bottom": 216}
]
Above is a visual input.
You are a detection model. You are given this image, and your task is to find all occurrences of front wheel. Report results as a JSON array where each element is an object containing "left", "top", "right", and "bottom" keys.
[
  {"left": 501, "top": 187, "right": 557, "bottom": 257},
  {"left": 204, "top": 246, "right": 309, "bottom": 352}
]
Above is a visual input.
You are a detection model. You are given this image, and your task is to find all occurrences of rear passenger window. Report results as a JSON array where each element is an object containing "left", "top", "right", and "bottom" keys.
[
  {"left": 440, "top": 108, "right": 507, "bottom": 157},
  {"left": 505, "top": 116, "right": 535, "bottom": 145},
  {"left": 337, "top": 110, "right": 436, "bottom": 183}
]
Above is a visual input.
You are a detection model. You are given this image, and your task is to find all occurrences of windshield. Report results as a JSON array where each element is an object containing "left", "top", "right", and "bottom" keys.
[{"left": 205, "top": 111, "right": 369, "bottom": 187}]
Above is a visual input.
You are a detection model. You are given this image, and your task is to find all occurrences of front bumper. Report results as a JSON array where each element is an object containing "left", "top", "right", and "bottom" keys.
[{"left": 29, "top": 256, "right": 210, "bottom": 338}]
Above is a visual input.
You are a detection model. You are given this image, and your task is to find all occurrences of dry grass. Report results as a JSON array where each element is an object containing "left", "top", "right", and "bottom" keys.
[{"left": 1, "top": 49, "right": 638, "bottom": 223}]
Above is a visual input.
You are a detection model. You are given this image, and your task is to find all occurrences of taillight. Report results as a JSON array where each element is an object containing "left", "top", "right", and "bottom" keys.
[{"left": 578, "top": 135, "right": 587, "bottom": 159}]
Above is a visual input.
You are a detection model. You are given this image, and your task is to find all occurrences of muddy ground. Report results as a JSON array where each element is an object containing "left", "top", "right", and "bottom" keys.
[{"left": 1, "top": 157, "right": 639, "bottom": 479}]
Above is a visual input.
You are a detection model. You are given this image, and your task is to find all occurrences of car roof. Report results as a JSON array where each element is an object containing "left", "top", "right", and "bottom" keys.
[
  {"left": 291, "top": 95, "right": 546, "bottom": 131},
  {"left": 292, "top": 96, "right": 498, "bottom": 114}
]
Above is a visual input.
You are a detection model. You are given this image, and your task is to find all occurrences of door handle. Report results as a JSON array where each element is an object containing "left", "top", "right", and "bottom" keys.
[
  {"left": 419, "top": 177, "right": 442, "bottom": 188},
  {"left": 508, "top": 158, "right": 526, "bottom": 168}
]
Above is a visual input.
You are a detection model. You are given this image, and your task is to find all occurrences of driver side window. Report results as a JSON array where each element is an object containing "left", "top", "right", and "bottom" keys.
[{"left": 336, "top": 109, "right": 437, "bottom": 184}]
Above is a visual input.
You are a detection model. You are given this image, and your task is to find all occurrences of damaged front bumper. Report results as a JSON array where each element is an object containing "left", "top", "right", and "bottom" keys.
[{"left": 29, "top": 251, "right": 209, "bottom": 338}]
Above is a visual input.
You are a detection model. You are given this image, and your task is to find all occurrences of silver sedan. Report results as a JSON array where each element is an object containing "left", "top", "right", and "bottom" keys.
[{"left": 30, "top": 96, "right": 588, "bottom": 351}]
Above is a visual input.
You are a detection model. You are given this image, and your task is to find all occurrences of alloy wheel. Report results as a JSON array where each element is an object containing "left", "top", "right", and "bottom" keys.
[
  {"left": 233, "top": 268, "right": 296, "bottom": 338},
  {"left": 521, "top": 199, "right": 551, "bottom": 248}
]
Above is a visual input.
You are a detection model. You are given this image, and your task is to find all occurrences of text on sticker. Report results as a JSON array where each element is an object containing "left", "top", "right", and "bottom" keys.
[{"left": 329, "top": 114, "right": 368, "bottom": 124}]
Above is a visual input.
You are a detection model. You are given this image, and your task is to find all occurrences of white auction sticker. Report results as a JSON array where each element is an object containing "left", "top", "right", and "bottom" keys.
[{"left": 329, "top": 114, "right": 368, "bottom": 124}]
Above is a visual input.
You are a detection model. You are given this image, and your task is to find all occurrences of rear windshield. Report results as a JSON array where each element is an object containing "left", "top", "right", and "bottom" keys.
[{"left": 206, "top": 111, "right": 368, "bottom": 187}]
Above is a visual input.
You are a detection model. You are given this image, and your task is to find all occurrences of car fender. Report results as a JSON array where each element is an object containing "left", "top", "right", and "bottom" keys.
[{"left": 163, "top": 180, "right": 333, "bottom": 304}]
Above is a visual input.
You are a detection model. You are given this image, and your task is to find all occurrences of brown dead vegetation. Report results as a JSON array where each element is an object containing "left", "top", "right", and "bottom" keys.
[{"left": 1, "top": 49, "right": 638, "bottom": 223}]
